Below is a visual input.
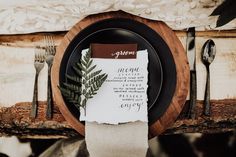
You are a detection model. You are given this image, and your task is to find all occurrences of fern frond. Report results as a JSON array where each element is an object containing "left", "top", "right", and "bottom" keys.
[
  {"left": 86, "top": 60, "right": 93, "bottom": 68},
  {"left": 58, "top": 48, "right": 108, "bottom": 116},
  {"left": 81, "top": 60, "right": 87, "bottom": 67},
  {"left": 76, "top": 62, "right": 86, "bottom": 72},
  {"left": 63, "top": 82, "right": 81, "bottom": 93},
  {"left": 66, "top": 74, "right": 81, "bottom": 84},
  {"left": 88, "top": 70, "right": 102, "bottom": 79},
  {"left": 87, "top": 65, "right": 96, "bottom": 74},
  {"left": 72, "top": 66, "right": 83, "bottom": 77},
  {"left": 58, "top": 86, "right": 80, "bottom": 105}
]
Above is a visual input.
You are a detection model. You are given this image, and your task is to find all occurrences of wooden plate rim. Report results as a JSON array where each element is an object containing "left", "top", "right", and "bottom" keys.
[{"left": 51, "top": 11, "right": 189, "bottom": 138}]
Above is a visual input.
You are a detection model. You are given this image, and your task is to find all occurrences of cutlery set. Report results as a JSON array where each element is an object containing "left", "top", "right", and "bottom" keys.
[
  {"left": 30, "top": 36, "right": 56, "bottom": 119},
  {"left": 186, "top": 28, "right": 216, "bottom": 118},
  {"left": 30, "top": 31, "right": 215, "bottom": 119}
]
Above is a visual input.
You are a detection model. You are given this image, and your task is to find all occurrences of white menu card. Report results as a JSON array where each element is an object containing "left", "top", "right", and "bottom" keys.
[{"left": 80, "top": 49, "right": 148, "bottom": 124}]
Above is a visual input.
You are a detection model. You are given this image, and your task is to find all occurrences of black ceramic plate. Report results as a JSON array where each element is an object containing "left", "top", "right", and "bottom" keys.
[{"left": 59, "top": 18, "right": 176, "bottom": 125}]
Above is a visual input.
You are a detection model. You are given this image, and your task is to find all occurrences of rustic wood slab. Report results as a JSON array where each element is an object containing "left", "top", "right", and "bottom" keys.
[
  {"left": 0, "top": 100, "right": 236, "bottom": 138},
  {"left": 0, "top": 29, "right": 236, "bottom": 138}
]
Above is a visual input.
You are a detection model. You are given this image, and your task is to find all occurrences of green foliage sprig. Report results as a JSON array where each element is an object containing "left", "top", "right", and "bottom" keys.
[{"left": 58, "top": 48, "right": 108, "bottom": 115}]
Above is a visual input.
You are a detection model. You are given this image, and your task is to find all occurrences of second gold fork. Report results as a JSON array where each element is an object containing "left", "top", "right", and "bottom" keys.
[{"left": 44, "top": 36, "right": 56, "bottom": 119}]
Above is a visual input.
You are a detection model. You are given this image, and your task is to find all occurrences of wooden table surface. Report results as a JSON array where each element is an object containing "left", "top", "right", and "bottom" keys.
[{"left": 0, "top": 30, "right": 236, "bottom": 138}]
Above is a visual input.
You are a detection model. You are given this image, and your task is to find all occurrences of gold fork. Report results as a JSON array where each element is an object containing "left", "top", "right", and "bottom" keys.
[
  {"left": 31, "top": 48, "right": 45, "bottom": 118},
  {"left": 44, "top": 36, "right": 56, "bottom": 119}
]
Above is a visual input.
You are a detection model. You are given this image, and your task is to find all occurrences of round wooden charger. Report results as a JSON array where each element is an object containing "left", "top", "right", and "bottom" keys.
[{"left": 52, "top": 11, "right": 189, "bottom": 138}]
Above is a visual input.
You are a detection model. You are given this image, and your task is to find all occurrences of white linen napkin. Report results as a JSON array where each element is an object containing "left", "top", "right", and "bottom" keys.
[{"left": 86, "top": 121, "right": 148, "bottom": 157}]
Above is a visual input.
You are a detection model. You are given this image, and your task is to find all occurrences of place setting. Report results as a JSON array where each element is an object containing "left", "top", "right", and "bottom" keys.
[
  {"left": 52, "top": 11, "right": 189, "bottom": 145},
  {"left": 0, "top": 1, "right": 236, "bottom": 157}
]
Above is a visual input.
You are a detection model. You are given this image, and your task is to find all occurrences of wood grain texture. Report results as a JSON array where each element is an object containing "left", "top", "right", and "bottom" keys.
[
  {"left": 0, "top": 100, "right": 236, "bottom": 138},
  {"left": 51, "top": 11, "right": 189, "bottom": 138}
]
